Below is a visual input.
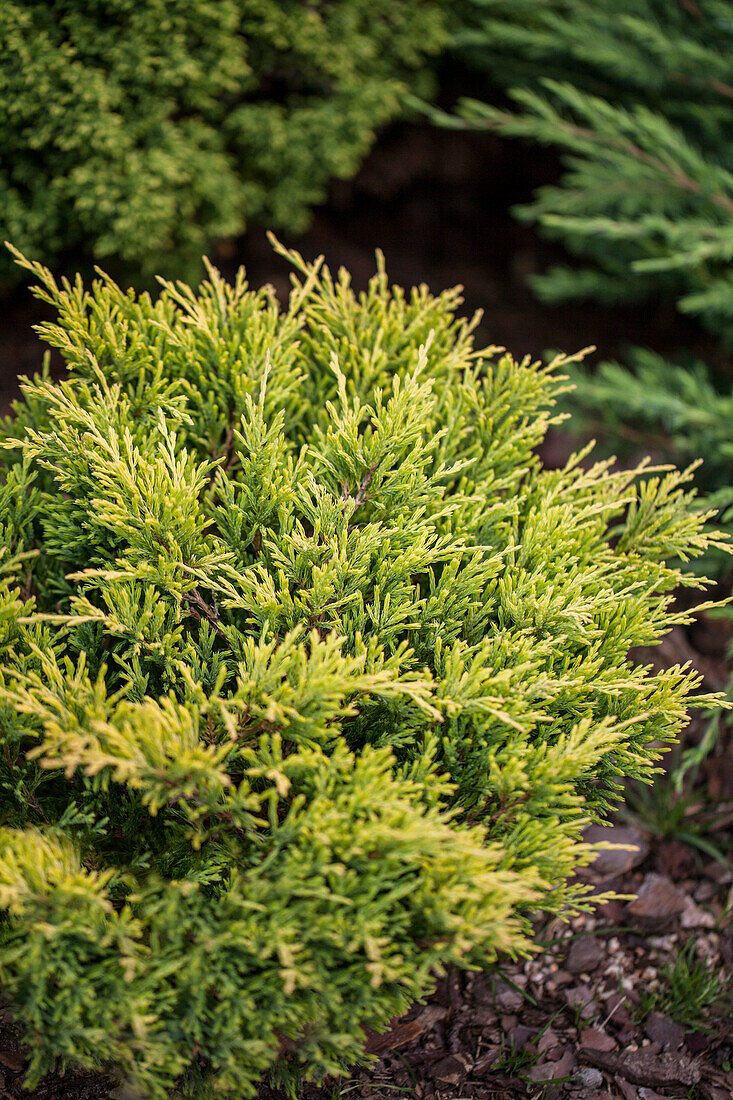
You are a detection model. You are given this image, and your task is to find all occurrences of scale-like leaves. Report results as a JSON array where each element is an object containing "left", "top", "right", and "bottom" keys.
[{"left": 0, "top": 244, "right": 724, "bottom": 1095}]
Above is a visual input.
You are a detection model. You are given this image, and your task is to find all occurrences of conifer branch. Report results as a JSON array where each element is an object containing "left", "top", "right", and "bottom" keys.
[{"left": 0, "top": 243, "right": 724, "bottom": 1096}]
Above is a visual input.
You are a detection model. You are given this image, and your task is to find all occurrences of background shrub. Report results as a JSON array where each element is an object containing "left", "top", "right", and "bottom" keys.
[
  {"left": 0, "top": 0, "right": 446, "bottom": 285},
  {"left": 441, "top": 1, "right": 733, "bottom": 573},
  {"left": 451, "top": 0, "right": 733, "bottom": 337},
  {"left": 0, "top": 242, "right": 724, "bottom": 1094}
]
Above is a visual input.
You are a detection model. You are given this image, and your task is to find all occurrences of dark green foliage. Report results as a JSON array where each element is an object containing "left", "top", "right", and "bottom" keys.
[
  {"left": 0, "top": 1, "right": 446, "bottom": 284},
  {"left": 0, "top": 242, "right": 724, "bottom": 1096},
  {"left": 451, "top": 1, "right": 733, "bottom": 340},
  {"left": 568, "top": 351, "right": 733, "bottom": 566},
  {"left": 441, "top": 1, "right": 733, "bottom": 581}
]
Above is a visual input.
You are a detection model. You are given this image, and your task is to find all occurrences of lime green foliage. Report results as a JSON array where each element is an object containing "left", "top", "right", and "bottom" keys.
[
  {"left": 0, "top": 241, "right": 724, "bottom": 1096},
  {"left": 452, "top": 1, "right": 733, "bottom": 339},
  {"left": 0, "top": 0, "right": 446, "bottom": 284}
]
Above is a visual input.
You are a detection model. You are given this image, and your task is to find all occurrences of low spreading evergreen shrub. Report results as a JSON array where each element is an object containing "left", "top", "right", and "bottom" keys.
[
  {"left": 0, "top": 0, "right": 446, "bottom": 285},
  {"left": 0, "top": 241, "right": 724, "bottom": 1096}
]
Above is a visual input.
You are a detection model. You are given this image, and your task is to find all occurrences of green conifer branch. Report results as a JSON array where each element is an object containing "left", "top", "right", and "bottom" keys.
[{"left": 0, "top": 242, "right": 726, "bottom": 1094}]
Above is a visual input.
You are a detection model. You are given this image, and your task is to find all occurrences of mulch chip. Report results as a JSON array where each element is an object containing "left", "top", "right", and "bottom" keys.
[{"left": 626, "top": 873, "right": 688, "bottom": 927}]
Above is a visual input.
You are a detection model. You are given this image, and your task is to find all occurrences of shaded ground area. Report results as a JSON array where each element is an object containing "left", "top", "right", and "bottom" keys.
[
  {"left": 257, "top": 810, "right": 733, "bottom": 1100},
  {"left": 287, "top": 841, "right": 733, "bottom": 1100}
]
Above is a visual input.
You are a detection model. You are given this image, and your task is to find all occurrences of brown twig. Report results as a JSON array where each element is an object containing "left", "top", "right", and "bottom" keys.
[
  {"left": 678, "top": 0, "right": 703, "bottom": 19},
  {"left": 354, "top": 461, "right": 379, "bottom": 507},
  {"left": 342, "top": 461, "right": 380, "bottom": 515},
  {"left": 182, "top": 587, "right": 229, "bottom": 644},
  {"left": 672, "top": 72, "right": 733, "bottom": 102}
]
